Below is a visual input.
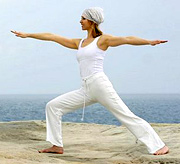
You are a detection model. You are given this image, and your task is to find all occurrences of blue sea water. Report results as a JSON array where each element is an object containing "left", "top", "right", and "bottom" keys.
[{"left": 0, "top": 94, "right": 179, "bottom": 125}]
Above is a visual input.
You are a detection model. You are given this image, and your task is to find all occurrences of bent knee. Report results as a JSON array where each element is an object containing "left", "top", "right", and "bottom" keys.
[
  {"left": 46, "top": 100, "right": 55, "bottom": 110},
  {"left": 45, "top": 100, "right": 63, "bottom": 116}
]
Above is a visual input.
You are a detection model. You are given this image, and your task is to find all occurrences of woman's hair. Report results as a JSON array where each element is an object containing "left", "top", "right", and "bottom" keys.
[{"left": 91, "top": 22, "right": 103, "bottom": 38}]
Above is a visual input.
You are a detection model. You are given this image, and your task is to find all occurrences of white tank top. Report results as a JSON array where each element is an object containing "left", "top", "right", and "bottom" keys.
[{"left": 76, "top": 36, "right": 106, "bottom": 79}]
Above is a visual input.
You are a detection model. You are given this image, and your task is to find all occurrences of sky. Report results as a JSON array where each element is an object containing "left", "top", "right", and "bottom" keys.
[{"left": 0, "top": 0, "right": 180, "bottom": 94}]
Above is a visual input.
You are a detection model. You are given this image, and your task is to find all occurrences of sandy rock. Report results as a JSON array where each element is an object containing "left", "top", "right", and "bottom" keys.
[{"left": 0, "top": 121, "right": 179, "bottom": 164}]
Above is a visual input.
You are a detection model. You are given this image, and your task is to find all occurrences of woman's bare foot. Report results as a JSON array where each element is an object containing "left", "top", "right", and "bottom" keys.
[
  {"left": 153, "top": 146, "right": 169, "bottom": 155},
  {"left": 38, "top": 145, "right": 64, "bottom": 154}
]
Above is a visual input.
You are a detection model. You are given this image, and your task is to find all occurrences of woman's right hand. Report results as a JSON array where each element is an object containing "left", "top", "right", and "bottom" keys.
[{"left": 11, "top": 30, "right": 28, "bottom": 38}]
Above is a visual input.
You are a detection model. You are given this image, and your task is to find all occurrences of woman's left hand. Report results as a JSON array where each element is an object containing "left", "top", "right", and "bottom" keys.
[{"left": 150, "top": 40, "right": 168, "bottom": 46}]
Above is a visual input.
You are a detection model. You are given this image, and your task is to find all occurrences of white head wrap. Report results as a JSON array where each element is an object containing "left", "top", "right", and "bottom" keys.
[{"left": 82, "top": 7, "right": 104, "bottom": 25}]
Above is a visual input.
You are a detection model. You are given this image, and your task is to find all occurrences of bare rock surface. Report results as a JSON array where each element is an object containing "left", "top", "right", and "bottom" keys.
[{"left": 0, "top": 121, "right": 179, "bottom": 164}]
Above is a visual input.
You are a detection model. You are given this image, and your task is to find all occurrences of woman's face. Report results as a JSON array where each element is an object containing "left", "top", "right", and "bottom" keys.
[{"left": 80, "top": 16, "right": 92, "bottom": 30}]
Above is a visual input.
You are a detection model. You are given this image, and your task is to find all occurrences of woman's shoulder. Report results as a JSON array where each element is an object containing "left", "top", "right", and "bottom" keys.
[
  {"left": 72, "top": 38, "right": 83, "bottom": 49},
  {"left": 98, "top": 34, "right": 114, "bottom": 42},
  {"left": 96, "top": 34, "right": 114, "bottom": 51},
  {"left": 101, "top": 34, "right": 113, "bottom": 37},
  {"left": 97, "top": 34, "right": 114, "bottom": 44},
  {"left": 73, "top": 38, "right": 82, "bottom": 43}
]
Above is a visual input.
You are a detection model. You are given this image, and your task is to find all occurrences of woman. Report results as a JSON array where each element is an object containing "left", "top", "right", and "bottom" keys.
[{"left": 11, "top": 7, "right": 169, "bottom": 155}]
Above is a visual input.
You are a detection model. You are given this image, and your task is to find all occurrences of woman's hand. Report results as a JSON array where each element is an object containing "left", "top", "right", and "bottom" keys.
[
  {"left": 150, "top": 40, "right": 168, "bottom": 46},
  {"left": 11, "top": 30, "right": 28, "bottom": 38}
]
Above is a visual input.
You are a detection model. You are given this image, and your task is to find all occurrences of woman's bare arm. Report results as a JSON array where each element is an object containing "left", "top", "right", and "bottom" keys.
[
  {"left": 11, "top": 30, "right": 80, "bottom": 49},
  {"left": 100, "top": 34, "right": 168, "bottom": 50}
]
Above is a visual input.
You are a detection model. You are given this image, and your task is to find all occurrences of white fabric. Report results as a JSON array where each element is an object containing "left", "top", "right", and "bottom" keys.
[
  {"left": 45, "top": 72, "right": 165, "bottom": 154},
  {"left": 76, "top": 36, "right": 105, "bottom": 79},
  {"left": 45, "top": 35, "right": 165, "bottom": 154},
  {"left": 82, "top": 7, "right": 104, "bottom": 25}
]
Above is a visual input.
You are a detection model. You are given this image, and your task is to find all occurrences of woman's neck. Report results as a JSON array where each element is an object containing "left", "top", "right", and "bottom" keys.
[{"left": 86, "top": 29, "right": 94, "bottom": 39}]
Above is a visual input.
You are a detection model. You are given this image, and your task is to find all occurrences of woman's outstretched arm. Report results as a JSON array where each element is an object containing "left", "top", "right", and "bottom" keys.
[
  {"left": 11, "top": 30, "right": 80, "bottom": 49},
  {"left": 101, "top": 34, "right": 168, "bottom": 49}
]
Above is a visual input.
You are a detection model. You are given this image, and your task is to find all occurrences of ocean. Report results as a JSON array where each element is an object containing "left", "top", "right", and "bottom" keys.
[{"left": 0, "top": 94, "right": 179, "bottom": 125}]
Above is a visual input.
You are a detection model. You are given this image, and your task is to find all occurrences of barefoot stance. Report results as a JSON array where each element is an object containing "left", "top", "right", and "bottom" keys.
[
  {"left": 38, "top": 145, "right": 64, "bottom": 154},
  {"left": 154, "top": 146, "right": 169, "bottom": 155}
]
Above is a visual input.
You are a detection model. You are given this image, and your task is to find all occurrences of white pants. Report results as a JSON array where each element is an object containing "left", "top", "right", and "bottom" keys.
[{"left": 45, "top": 72, "right": 165, "bottom": 154}]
